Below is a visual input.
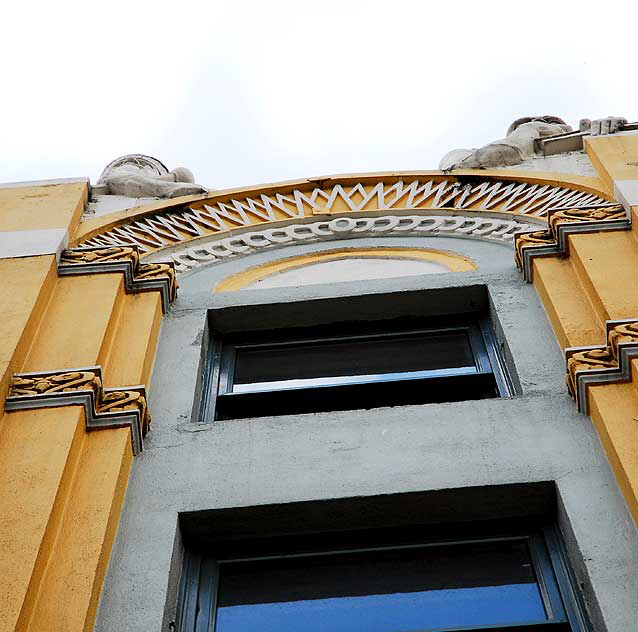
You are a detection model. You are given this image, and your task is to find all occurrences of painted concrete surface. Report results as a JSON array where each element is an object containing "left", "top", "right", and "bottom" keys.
[
  {"left": 94, "top": 238, "right": 638, "bottom": 632},
  {"left": 85, "top": 194, "right": 159, "bottom": 218},
  {"left": 493, "top": 151, "right": 599, "bottom": 177},
  {"left": 241, "top": 256, "right": 450, "bottom": 289}
]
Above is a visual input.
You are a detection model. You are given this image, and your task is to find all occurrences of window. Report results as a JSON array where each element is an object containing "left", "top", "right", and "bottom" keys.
[
  {"left": 201, "top": 313, "right": 511, "bottom": 421},
  {"left": 176, "top": 524, "right": 588, "bottom": 632}
]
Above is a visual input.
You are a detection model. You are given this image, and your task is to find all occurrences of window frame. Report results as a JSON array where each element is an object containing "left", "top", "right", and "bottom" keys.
[
  {"left": 175, "top": 526, "right": 589, "bottom": 632},
  {"left": 200, "top": 313, "right": 512, "bottom": 422}
]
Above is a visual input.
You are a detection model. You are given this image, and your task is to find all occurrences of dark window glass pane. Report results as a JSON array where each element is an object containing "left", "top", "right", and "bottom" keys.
[
  {"left": 233, "top": 331, "right": 476, "bottom": 389},
  {"left": 215, "top": 540, "right": 546, "bottom": 632}
]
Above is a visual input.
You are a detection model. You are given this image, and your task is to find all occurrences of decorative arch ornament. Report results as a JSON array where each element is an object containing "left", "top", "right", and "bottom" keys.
[{"left": 75, "top": 173, "right": 613, "bottom": 275}]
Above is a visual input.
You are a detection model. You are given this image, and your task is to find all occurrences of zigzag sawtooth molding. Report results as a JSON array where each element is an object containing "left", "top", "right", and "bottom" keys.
[
  {"left": 58, "top": 246, "right": 177, "bottom": 311},
  {"left": 565, "top": 320, "right": 638, "bottom": 414},
  {"left": 145, "top": 214, "right": 541, "bottom": 275},
  {"left": 5, "top": 366, "right": 150, "bottom": 455},
  {"left": 514, "top": 205, "right": 627, "bottom": 282},
  {"left": 80, "top": 177, "right": 613, "bottom": 256}
]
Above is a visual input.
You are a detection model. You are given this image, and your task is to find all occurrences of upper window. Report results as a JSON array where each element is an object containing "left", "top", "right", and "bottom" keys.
[
  {"left": 201, "top": 313, "right": 511, "bottom": 421},
  {"left": 176, "top": 524, "right": 588, "bottom": 632}
]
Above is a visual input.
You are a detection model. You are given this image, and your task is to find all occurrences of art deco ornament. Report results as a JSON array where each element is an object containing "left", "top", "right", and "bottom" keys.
[
  {"left": 58, "top": 245, "right": 178, "bottom": 310},
  {"left": 566, "top": 320, "right": 638, "bottom": 413},
  {"left": 6, "top": 367, "right": 151, "bottom": 454},
  {"left": 514, "top": 204, "right": 627, "bottom": 282}
]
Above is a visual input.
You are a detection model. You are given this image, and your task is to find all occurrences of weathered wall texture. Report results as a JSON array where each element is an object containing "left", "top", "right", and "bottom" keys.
[{"left": 95, "top": 236, "right": 638, "bottom": 632}]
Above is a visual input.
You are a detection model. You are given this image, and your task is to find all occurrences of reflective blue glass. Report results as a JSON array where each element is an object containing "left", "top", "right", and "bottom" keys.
[
  {"left": 216, "top": 583, "right": 545, "bottom": 632},
  {"left": 215, "top": 540, "right": 546, "bottom": 632}
]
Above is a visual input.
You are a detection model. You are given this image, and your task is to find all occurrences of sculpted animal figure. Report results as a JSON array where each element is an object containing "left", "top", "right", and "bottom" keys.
[
  {"left": 440, "top": 116, "right": 627, "bottom": 171},
  {"left": 97, "top": 154, "right": 208, "bottom": 198}
]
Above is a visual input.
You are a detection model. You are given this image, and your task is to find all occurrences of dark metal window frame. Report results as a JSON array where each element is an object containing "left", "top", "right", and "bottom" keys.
[
  {"left": 200, "top": 314, "right": 512, "bottom": 422},
  {"left": 175, "top": 526, "right": 589, "bottom": 632}
]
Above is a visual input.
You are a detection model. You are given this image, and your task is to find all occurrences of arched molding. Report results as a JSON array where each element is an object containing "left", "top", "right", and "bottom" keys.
[
  {"left": 74, "top": 172, "right": 613, "bottom": 264},
  {"left": 145, "top": 212, "right": 541, "bottom": 275},
  {"left": 214, "top": 246, "right": 477, "bottom": 292}
]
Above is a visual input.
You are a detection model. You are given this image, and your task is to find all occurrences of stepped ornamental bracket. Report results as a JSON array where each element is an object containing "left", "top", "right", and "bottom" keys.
[
  {"left": 566, "top": 320, "right": 638, "bottom": 414},
  {"left": 5, "top": 366, "right": 150, "bottom": 454},
  {"left": 514, "top": 205, "right": 628, "bottom": 282},
  {"left": 58, "top": 246, "right": 177, "bottom": 311}
]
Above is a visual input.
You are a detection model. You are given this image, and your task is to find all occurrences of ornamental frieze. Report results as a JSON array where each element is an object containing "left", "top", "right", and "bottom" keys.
[{"left": 78, "top": 176, "right": 612, "bottom": 259}]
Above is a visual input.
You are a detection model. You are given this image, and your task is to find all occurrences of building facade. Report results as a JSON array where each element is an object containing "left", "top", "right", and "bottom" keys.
[{"left": 1, "top": 119, "right": 638, "bottom": 632}]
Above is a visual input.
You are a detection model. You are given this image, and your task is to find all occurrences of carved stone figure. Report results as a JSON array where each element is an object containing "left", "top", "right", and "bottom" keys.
[
  {"left": 440, "top": 116, "right": 628, "bottom": 171},
  {"left": 96, "top": 154, "right": 208, "bottom": 199}
]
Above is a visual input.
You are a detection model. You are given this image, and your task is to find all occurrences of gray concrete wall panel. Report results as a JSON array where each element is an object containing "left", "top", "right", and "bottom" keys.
[{"left": 94, "top": 237, "right": 638, "bottom": 632}]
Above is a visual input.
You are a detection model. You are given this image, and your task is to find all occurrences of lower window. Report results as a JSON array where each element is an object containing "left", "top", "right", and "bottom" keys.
[{"left": 176, "top": 526, "right": 588, "bottom": 632}]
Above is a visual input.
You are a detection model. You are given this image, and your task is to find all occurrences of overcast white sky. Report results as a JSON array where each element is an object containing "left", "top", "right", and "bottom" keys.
[{"left": 2, "top": 0, "right": 637, "bottom": 189}]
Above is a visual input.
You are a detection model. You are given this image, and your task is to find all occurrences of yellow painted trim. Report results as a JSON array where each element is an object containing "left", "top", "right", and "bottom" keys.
[{"left": 215, "top": 247, "right": 476, "bottom": 292}]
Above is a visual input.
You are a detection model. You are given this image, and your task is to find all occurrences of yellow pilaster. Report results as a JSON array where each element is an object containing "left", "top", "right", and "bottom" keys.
[
  {"left": 567, "top": 231, "right": 638, "bottom": 322},
  {"left": 531, "top": 257, "right": 602, "bottom": 348},
  {"left": 21, "top": 274, "right": 124, "bottom": 373},
  {"left": 528, "top": 135, "right": 638, "bottom": 527},
  {"left": 0, "top": 180, "right": 165, "bottom": 632},
  {"left": 588, "top": 384, "right": 638, "bottom": 521},
  {"left": 0, "top": 408, "right": 86, "bottom": 632},
  {"left": 101, "top": 291, "right": 163, "bottom": 388},
  {"left": 19, "top": 428, "right": 132, "bottom": 632}
]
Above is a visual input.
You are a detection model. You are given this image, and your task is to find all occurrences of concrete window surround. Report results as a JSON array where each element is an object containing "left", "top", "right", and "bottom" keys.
[
  {"left": 176, "top": 483, "right": 587, "bottom": 631},
  {"left": 94, "top": 236, "right": 638, "bottom": 632},
  {"left": 201, "top": 286, "right": 510, "bottom": 422}
]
